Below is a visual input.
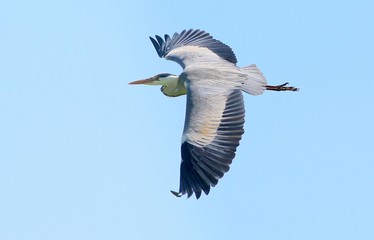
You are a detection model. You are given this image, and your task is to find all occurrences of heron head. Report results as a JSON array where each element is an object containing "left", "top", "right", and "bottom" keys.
[
  {"left": 129, "top": 73, "right": 178, "bottom": 86},
  {"left": 130, "top": 73, "right": 186, "bottom": 97}
]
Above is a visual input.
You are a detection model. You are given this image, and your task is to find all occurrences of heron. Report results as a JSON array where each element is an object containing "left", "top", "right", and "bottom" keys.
[{"left": 129, "top": 29, "right": 298, "bottom": 199}]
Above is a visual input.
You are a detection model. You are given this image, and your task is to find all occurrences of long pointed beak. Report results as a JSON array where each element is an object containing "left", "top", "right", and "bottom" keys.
[{"left": 129, "top": 77, "right": 156, "bottom": 85}]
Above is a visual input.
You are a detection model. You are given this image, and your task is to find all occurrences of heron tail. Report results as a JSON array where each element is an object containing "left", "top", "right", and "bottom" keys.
[{"left": 240, "top": 64, "right": 267, "bottom": 96}]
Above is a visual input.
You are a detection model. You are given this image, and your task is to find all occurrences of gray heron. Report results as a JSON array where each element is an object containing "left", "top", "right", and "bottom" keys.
[{"left": 130, "top": 29, "right": 298, "bottom": 199}]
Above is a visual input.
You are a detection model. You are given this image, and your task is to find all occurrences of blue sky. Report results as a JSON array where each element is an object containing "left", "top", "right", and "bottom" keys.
[{"left": 1, "top": 0, "right": 373, "bottom": 239}]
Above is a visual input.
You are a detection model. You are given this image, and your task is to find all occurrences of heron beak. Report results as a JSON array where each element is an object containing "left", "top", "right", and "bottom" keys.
[{"left": 129, "top": 77, "right": 157, "bottom": 85}]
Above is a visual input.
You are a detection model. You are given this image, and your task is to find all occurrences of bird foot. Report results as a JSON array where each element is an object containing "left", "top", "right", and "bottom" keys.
[
  {"left": 265, "top": 82, "right": 299, "bottom": 92},
  {"left": 170, "top": 190, "right": 182, "bottom": 197}
]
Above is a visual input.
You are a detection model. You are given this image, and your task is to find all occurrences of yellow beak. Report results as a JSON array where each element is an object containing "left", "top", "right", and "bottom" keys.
[{"left": 128, "top": 77, "right": 156, "bottom": 85}]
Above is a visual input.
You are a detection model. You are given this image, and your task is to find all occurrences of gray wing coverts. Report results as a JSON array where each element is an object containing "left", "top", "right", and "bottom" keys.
[
  {"left": 150, "top": 29, "right": 238, "bottom": 64},
  {"left": 178, "top": 90, "right": 245, "bottom": 199}
]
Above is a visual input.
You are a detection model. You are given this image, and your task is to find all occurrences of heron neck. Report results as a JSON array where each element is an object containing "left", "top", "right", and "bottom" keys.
[{"left": 160, "top": 75, "right": 187, "bottom": 97}]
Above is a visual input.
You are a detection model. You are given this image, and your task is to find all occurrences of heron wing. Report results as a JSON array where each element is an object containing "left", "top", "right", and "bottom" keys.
[
  {"left": 150, "top": 29, "right": 237, "bottom": 68},
  {"left": 177, "top": 86, "right": 245, "bottom": 199}
]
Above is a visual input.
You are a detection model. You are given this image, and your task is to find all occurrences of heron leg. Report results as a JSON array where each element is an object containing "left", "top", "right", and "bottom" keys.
[
  {"left": 170, "top": 190, "right": 182, "bottom": 197},
  {"left": 266, "top": 82, "right": 299, "bottom": 92}
]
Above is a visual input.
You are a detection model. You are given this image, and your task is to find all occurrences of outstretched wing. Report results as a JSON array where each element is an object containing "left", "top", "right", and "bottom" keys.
[
  {"left": 149, "top": 29, "right": 237, "bottom": 68},
  {"left": 174, "top": 86, "right": 245, "bottom": 199}
]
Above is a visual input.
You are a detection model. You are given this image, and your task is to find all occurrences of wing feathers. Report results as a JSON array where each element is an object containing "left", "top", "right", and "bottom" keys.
[
  {"left": 149, "top": 29, "right": 237, "bottom": 66},
  {"left": 176, "top": 90, "right": 245, "bottom": 199}
]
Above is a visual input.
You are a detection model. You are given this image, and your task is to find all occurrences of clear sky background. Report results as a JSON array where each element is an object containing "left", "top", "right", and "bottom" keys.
[{"left": 1, "top": 0, "right": 373, "bottom": 239}]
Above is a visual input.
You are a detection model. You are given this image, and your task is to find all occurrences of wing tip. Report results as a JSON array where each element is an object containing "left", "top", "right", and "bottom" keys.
[{"left": 149, "top": 35, "right": 166, "bottom": 58}]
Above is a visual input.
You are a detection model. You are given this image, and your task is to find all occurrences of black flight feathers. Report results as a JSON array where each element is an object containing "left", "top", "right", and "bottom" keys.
[{"left": 149, "top": 29, "right": 238, "bottom": 64}]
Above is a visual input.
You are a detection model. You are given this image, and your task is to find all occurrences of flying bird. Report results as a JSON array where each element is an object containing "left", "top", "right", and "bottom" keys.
[{"left": 129, "top": 29, "right": 298, "bottom": 199}]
